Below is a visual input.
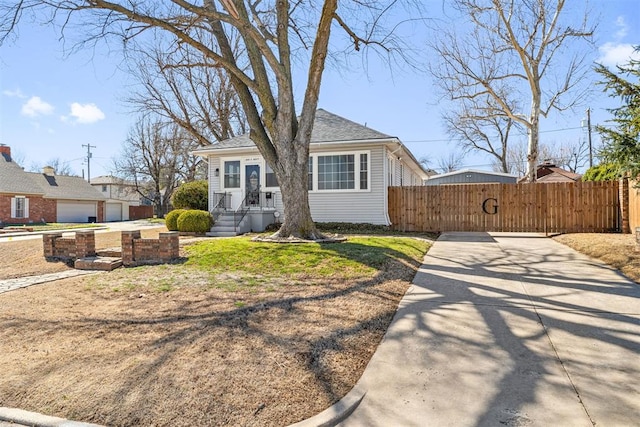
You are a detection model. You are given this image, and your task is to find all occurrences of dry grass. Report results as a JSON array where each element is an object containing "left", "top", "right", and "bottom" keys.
[
  {"left": 0, "top": 227, "right": 167, "bottom": 280},
  {"left": 0, "top": 233, "right": 429, "bottom": 426},
  {"left": 553, "top": 233, "right": 640, "bottom": 283}
]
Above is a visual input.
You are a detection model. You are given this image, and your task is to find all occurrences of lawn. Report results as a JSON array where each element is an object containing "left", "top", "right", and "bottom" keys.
[
  {"left": 553, "top": 232, "right": 640, "bottom": 283},
  {"left": 0, "top": 234, "right": 431, "bottom": 427}
]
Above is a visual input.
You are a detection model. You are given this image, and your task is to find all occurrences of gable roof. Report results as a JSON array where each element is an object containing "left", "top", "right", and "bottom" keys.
[
  {"left": 27, "top": 172, "right": 106, "bottom": 201},
  {"left": 0, "top": 151, "right": 45, "bottom": 195},
  {"left": 517, "top": 162, "right": 582, "bottom": 183},
  {"left": 194, "top": 109, "right": 396, "bottom": 152}
]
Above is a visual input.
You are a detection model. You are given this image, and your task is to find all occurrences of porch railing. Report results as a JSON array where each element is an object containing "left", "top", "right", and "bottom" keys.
[{"left": 211, "top": 192, "right": 231, "bottom": 222}]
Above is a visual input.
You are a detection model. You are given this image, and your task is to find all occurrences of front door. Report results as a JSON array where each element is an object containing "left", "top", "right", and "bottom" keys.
[{"left": 245, "top": 164, "right": 261, "bottom": 207}]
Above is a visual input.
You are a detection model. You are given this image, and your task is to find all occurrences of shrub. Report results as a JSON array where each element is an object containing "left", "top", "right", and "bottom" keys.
[
  {"left": 582, "top": 163, "right": 620, "bottom": 182},
  {"left": 172, "top": 180, "right": 208, "bottom": 211},
  {"left": 177, "top": 209, "right": 213, "bottom": 233},
  {"left": 165, "top": 209, "right": 187, "bottom": 231}
]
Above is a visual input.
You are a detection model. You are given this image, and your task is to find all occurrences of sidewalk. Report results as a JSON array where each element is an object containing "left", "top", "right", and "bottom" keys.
[{"left": 333, "top": 232, "right": 639, "bottom": 426}]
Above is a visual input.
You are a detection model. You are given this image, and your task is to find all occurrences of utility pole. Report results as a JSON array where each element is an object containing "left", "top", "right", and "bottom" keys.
[
  {"left": 82, "top": 144, "right": 96, "bottom": 183},
  {"left": 586, "top": 108, "right": 593, "bottom": 168}
]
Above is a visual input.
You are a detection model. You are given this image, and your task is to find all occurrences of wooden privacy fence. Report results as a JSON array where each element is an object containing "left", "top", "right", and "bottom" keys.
[{"left": 388, "top": 181, "right": 621, "bottom": 233}]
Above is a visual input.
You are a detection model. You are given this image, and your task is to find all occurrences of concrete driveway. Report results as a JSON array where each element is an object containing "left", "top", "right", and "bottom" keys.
[{"left": 339, "top": 232, "right": 639, "bottom": 426}]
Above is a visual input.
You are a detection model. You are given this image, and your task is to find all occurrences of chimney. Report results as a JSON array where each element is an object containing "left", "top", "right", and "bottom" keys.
[
  {"left": 43, "top": 166, "right": 55, "bottom": 176},
  {"left": 0, "top": 144, "right": 10, "bottom": 161}
]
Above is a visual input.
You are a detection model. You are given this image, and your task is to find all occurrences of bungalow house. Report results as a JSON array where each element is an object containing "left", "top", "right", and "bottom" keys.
[
  {"left": 0, "top": 145, "right": 106, "bottom": 224},
  {"left": 193, "top": 109, "right": 428, "bottom": 234},
  {"left": 91, "top": 175, "right": 151, "bottom": 221}
]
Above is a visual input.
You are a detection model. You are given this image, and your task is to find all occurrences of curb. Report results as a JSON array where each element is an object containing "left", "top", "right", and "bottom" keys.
[
  {"left": 288, "top": 385, "right": 366, "bottom": 427},
  {"left": 0, "top": 407, "right": 104, "bottom": 427}
]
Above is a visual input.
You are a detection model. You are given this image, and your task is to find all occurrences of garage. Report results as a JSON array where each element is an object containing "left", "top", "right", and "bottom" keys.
[
  {"left": 106, "top": 202, "right": 123, "bottom": 222},
  {"left": 57, "top": 201, "right": 98, "bottom": 223}
]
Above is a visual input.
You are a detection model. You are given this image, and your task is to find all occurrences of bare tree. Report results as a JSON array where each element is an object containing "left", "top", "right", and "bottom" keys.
[
  {"left": 443, "top": 95, "right": 522, "bottom": 173},
  {"left": 437, "top": 151, "right": 466, "bottom": 173},
  {"left": 29, "top": 158, "right": 76, "bottom": 176},
  {"left": 430, "top": 0, "right": 594, "bottom": 182},
  {"left": 113, "top": 117, "right": 201, "bottom": 217},
  {"left": 503, "top": 138, "right": 590, "bottom": 176},
  {"left": 125, "top": 31, "right": 247, "bottom": 146},
  {"left": 0, "top": 1, "right": 412, "bottom": 239}
]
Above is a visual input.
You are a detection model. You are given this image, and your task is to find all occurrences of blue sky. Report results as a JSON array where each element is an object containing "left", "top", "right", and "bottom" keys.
[{"left": 1, "top": 1, "right": 639, "bottom": 179}]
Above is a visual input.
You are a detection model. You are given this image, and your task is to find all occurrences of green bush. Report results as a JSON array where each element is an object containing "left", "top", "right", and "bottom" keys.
[
  {"left": 165, "top": 209, "right": 187, "bottom": 231},
  {"left": 172, "top": 180, "right": 208, "bottom": 210},
  {"left": 582, "top": 163, "right": 620, "bottom": 182},
  {"left": 177, "top": 209, "right": 213, "bottom": 233}
]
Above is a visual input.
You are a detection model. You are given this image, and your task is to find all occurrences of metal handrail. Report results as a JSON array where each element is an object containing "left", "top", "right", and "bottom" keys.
[
  {"left": 211, "top": 192, "right": 230, "bottom": 222},
  {"left": 234, "top": 193, "right": 251, "bottom": 231}
]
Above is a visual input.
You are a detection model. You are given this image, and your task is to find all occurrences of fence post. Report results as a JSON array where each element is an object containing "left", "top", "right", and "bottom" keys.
[
  {"left": 620, "top": 177, "right": 630, "bottom": 234},
  {"left": 43, "top": 232, "right": 62, "bottom": 258}
]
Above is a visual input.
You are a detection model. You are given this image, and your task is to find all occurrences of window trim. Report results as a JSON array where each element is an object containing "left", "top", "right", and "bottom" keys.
[
  {"left": 221, "top": 158, "right": 241, "bottom": 190},
  {"left": 11, "top": 196, "right": 28, "bottom": 219},
  {"left": 311, "top": 150, "right": 371, "bottom": 193}
]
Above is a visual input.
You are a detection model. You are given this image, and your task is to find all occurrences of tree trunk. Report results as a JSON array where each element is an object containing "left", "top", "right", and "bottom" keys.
[{"left": 526, "top": 97, "right": 541, "bottom": 182}]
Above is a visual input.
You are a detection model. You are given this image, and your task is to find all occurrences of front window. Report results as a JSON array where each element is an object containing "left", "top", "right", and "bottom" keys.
[
  {"left": 265, "top": 163, "right": 278, "bottom": 188},
  {"left": 360, "top": 153, "right": 368, "bottom": 190},
  {"left": 101, "top": 185, "right": 107, "bottom": 192},
  {"left": 223, "top": 161, "right": 240, "bottom": 188},
  {"left": 318, "top": 154, "right": 355, "bottom": 190},
  {"left": 12, "top": 196, "right": 27, "bottom": 218}
]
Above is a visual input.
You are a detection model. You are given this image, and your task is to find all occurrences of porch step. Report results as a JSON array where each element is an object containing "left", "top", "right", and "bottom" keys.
[
  {"left": 209, "top": 212, "right": 249, "bottom": 237},
  {"left": 74, "top": 256, "right": 123, "bottom": 271}
]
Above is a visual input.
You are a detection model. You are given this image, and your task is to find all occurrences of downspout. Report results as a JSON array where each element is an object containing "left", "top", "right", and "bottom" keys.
[{"left": 383, "top": 146, "right": 392, "bottom": 226}]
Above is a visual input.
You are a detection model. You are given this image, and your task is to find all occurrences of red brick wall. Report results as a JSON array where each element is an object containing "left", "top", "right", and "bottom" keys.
[{"left": 0, "top": 194, "right": 56, "bottom": 224}]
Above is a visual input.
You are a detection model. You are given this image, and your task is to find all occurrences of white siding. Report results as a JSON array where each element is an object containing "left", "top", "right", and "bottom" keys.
[
  {"left": 208, "top": 156, "right": 221, "bottom": 210},
  {"left": 308, "top": 146, "right": 388, "bottom": 224}
]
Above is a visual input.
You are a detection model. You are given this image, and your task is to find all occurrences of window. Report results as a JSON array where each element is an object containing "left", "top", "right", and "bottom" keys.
[
  {"left": 101, "top": 185, "right": 107, "bottom": 192},
  {"left": 318, "top": 154, "right": 355, "bottom": 190},
  {"left": 265, "top": 163, "right": 278, "bottom": 188},
  {"left": 360, "top": 153, "right": 368, "bottom": 190},
  {"left": 11, "top": 196, "right": 28, "bottom": 219},
  {"left": 223, "top": 161, "right": 240, "bottom": 188},
  {"left": 308, "top": 157, "right": 313, "bottom": 191}
]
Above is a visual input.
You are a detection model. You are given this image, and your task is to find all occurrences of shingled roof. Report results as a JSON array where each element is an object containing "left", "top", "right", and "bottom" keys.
[
  {"left": 194, "top": 109, "right": 396, "bottom": 152},
  {"left": 0, "top": 148, "right": 45, "bottom": 195},
  {"left": 27, "top": 172, "right": 106, "bottom": 201},
  {"left": 0, "top": 145, "right": 105, "bottom": 201}
]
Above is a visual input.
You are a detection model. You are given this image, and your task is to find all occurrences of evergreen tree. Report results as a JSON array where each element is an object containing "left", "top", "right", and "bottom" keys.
[{"left": 595, "top": 49, "right": 640, "bottom": 177}]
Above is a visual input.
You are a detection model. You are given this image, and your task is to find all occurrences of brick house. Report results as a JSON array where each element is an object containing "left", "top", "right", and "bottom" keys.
[{"left": 0, "top": 145, "right": 106, "bottom": 224}]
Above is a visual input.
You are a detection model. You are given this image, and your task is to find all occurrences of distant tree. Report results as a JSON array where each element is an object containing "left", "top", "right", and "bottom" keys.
[
  {"left": 582, "top": 163, "right": 620, "bottom": 182},
  {"left": 29, "top": 158, "right": 75, "bottom": 176},
  {"left": 595, "top": 50, "right": 640, "bottom": 177},
  {"left": 437, "top": 151, "right": 466, "bottom": 173},
  {"left": 429, "top": 0, "right": 594, "bottom": 182},
  {"left": 443, "top": 93, "right": 522, "bottom": 174},
  {"left": 172, "top": 180, "right": 209, "bottom": 211},
  {"left": 113, "top": 117, "right": 202, "bottom": 217},
  {"left": 501, "top": 138, "right": 590, "bottom": 176}
]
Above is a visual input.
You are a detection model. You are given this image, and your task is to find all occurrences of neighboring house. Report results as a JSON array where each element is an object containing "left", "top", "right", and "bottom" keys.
[
  {"left": 425, "top": 169, "right": 518, "bottom": 186},
  {"left": 529, "top": 161, "right": 582, "bottom": 183},
  {"left": 91, "top": 175, "right": 149, "bottom": 222},
  {"left": 0, "top": 145, "right": 106, "bottom": 224},
  {"left": 194, "top": 109, "right": 428, "bottom": 232}
]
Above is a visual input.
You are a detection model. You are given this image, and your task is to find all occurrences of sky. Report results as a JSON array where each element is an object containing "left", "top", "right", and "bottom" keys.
[{"left": 1, "top": 1, "right": 639, "bottom": 180}]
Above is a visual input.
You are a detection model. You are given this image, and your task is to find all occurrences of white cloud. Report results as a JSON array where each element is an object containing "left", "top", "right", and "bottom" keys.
[
  {"left": 3, "top": 88, "right": 26, "bottom": 98},
  {"left": 615, "top": 16, "right": 628, "bottom": 40},
  {"left": 67, "top": 102, "right": 106, "bottom": 124},
  {"left": 21, "top": 96, "right": 54, "bottom": 117},
  {"left": 597, "top": 42, "right": 640, "bottom": 67}
]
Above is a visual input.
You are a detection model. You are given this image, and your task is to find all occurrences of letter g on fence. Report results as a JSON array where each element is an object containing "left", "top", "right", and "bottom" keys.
[{"left": 482, "top": 198, "right": 499, "bottom": 215}]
